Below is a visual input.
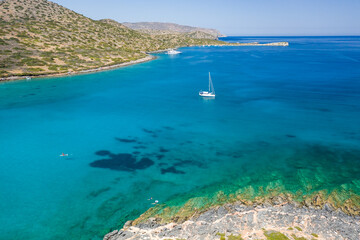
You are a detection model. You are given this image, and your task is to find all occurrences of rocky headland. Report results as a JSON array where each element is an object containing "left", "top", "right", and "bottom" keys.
[{"left": 104, "top": 202, "right": 360, "bottom": 240}]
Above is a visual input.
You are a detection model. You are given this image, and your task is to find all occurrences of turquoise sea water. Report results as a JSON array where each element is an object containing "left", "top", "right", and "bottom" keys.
[{"left": 1, "top": 36, "right": 360, "bottom": 239}]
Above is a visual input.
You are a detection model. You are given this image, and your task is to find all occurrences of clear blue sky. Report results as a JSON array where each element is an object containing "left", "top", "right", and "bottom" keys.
[{"left": 51, "top": 0, "right": 360, "bottom": 36}]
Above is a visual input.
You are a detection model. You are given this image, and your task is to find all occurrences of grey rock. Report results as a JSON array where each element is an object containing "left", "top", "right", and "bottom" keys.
[
  {"left": 106, "top": 203, "right": 360, "bottom": 240},
  {"left": 323, "top": 203, "right": 334, "bottom": 212},
  {"left": 123, "top": 220, "right": 133, "bottom": 228},
  {"left": 103, "top": 230, "right": 118, "bottom": 240}
]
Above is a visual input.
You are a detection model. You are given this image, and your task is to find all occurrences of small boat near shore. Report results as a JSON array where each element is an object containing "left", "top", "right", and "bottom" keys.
[
  {"left": 199, "top": 72, "right": 215, "bottom": 97},
  {"left": 167, "top": 49, "right": 181, "bottom": 55}
]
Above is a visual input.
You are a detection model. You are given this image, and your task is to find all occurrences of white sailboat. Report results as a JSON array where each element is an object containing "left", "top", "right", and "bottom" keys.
[
  {"left": 167, "top": 49, "right": 181, "bottom": 55},
  {"left": 199, "top": 72, "right": 215, "bottom": 97}
]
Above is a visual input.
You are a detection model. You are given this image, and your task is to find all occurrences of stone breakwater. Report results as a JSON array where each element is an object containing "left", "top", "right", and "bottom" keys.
[
  {"left": 146, "top": 41, "right": 289, "bottom": 54},
  {"left": 104, "top": 203, "right": 360, "bottom": 240},
  {"left": 233, "top": 42, "right": 289, "bottom": 46},
  {"left": 199, "top": 42, "right": 289, "bottom": 47},
  {"left": 146, "top": 42, "right": 290, "bottom": 53}
]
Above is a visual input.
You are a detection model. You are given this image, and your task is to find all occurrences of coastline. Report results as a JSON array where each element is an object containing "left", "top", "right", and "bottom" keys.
[
  {"left": 0, "top": 41, "right": 289, "bottom": 83},
  {"left": 0, "top": 55, "right": 156, "bottom": 83},
  {"left": 105, "top": 202, "right": 360, "bottom": 240}
]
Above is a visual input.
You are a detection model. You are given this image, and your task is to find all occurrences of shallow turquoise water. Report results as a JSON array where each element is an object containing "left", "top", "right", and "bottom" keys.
[{"left": 1, "top": 36, "right": 360, "bottom": 239}]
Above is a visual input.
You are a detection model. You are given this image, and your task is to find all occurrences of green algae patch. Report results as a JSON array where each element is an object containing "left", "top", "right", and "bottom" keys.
[
  {"left": 291, "top": 234, "right": 308, "bottom": 240},
  {"left": 264, "top": 230, "right": 290, "bottom": 240},
  {"left": 163, "top": 239, "right": 185, "bottom": 240},
  {"left": 311, "top": 233, "right": 318, "bottom": 238},
  {"left": 294, "top": 227, "right": 302, "bottom": 231},
  {"left": 216, "top": 233, "right": 243, "bottom": 240},
  {"left": 228, "top": 234, "right": 244, "bottom": 240},
  {"left": 216, "top": 232, "right": 226, "bottom": 240}
]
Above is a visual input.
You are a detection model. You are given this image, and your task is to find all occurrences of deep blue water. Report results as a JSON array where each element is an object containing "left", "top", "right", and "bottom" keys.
[{"left": 1, "top": 36, "right": 360, "bottom": 239}]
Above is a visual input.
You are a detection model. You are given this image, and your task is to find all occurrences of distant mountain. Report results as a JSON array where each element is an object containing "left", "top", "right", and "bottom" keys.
[
  {"left": 0, "top": 0, "right": 222, "bottom": 78},
  {"left": 123, "top": 22, "right": 225, "bottom": 39}
]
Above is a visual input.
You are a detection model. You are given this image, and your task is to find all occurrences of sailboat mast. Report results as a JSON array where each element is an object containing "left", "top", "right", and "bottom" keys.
[{"left": 208, "top": 72, "right": 211, "bottom": 92}]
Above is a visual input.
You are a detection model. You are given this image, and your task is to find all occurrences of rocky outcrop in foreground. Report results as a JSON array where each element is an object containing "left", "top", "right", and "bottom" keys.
[{"left": 104, "top": 203, "right": 360, "bottom": 240}]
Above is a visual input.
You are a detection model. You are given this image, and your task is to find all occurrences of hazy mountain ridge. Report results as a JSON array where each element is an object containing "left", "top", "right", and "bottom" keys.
[
  {"left": 123, "top": 22, "right": 225, "bottom": 39},
  {"left": 0, "top": 0, "right": 222, "bottom": 78}
]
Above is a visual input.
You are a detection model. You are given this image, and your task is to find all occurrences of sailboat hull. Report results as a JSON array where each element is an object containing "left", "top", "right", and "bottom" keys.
[{"left": 199, "top": 91, "right": 215, "bottom": 97}]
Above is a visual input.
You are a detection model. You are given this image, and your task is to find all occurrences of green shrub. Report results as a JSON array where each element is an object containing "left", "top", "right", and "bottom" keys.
[
  {"left": 21, "top": 57, "right": 46, "bottom": 66},
  {"left": 15, "top": 6, "right": 24, "bottom": 10},
  {"left": 0, "top": 38, "right": 8, "bottom": 45},
  {"left": 27, "top": 67, "right": 44, "bottom": 72},
  {"left": 17, "top": 31, "right": 29, "bottom": 38},
  {"left": 294, "top": 227, "right": 302, "bottom": 231},
  {"left": 0, "top": 70, "right": 8, "bottom": 76},
  {"left": 263, "top": 231, "right": 290, "bottom": 240},
  {"left": 228, "top": 234, "right": 243, "bottom": 240},
  {"left": 291, "top": 234, "right": 307, "bottom": 240},
  {"left": 48, "top": 65, "right": 58, "bottom": 71}
]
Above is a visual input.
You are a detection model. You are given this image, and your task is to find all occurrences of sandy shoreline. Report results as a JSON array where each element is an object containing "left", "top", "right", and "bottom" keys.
[{"left": 0, "top": 55, "right": 156, "bottom": 83}]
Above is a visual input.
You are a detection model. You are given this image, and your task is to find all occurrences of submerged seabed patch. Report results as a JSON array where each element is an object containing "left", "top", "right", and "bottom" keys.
[{"left": 90, "top": 150, "right": 154, "bottom": 171}]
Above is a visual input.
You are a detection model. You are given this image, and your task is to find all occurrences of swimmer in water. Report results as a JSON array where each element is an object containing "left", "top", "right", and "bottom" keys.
[{"left": 60, "top": 153, "right": 69, "bottom": 157}]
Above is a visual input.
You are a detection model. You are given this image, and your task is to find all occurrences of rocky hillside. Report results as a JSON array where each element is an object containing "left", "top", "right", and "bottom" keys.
[
  {"left": 0, "top": 0, "right": 222, "bottom": 78},
  {"left": 123, "top": 22, "right": 225, "bottom": 39}
]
